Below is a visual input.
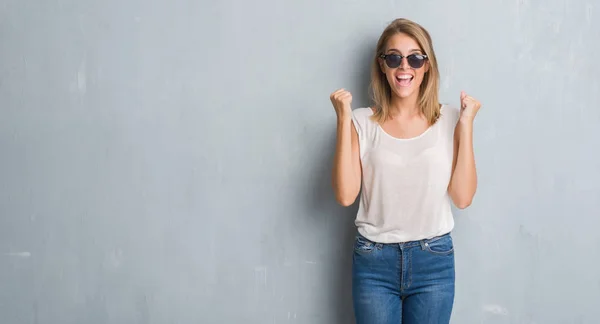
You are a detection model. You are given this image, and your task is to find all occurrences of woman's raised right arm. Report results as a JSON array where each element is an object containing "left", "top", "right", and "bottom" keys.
[{"left": 330, "top": 89, "right": 362, "bottom": 206}]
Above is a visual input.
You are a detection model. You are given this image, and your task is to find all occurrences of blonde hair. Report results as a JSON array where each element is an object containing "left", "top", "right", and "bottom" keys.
[{"left": 369, "top": 18, "right": 441, "bottom": 125}]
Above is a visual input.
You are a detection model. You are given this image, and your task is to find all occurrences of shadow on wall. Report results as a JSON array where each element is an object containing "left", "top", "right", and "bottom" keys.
[
  {"left": 308, "top": 128, "right": 357, "bottom": 324},
  {"left": 307, "top": 42, "right": 373, "bottom": 324}
]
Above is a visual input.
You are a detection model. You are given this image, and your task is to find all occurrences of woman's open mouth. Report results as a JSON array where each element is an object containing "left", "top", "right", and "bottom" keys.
[{"left": 395, "top": 74, "right": 414, "bottom": 87}]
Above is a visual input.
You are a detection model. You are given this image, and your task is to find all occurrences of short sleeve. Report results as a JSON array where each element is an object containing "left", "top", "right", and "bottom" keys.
[
  {"left": 351, "top": 108, "right": 372, "bottom": 159},
  {"left": 440, "top": 104, "right": 461, "bottom": 136},
  {"left": 443, "top": 104, "right": 461, "bottom": 126}
]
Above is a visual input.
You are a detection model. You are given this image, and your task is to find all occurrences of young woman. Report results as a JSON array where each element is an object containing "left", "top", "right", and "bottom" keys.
[{"left": 330, "top": 18, "right": 480, "bottom": 323}]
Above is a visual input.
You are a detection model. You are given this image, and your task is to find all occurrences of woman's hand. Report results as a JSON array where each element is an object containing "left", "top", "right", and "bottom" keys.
[
  {"left": 459, "top": 91, "right": 481, "bottom": 123},
  {"left": 330, "top": 88, "right": 353, "bottom": 120}
]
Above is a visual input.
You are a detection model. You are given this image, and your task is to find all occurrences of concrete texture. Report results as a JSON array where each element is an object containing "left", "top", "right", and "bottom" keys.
[{"left": 1, "top": 0, "right": 599, "bottom": 323}]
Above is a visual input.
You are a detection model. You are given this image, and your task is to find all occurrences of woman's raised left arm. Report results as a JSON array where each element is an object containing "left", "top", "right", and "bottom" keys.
[{"left": 448, "top": 91, "right": 482, "bottom": 209}]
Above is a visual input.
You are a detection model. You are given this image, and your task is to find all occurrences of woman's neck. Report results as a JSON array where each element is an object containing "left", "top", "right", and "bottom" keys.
[{"left": 389, "top": 94, "right": 420, "bottom": 118}]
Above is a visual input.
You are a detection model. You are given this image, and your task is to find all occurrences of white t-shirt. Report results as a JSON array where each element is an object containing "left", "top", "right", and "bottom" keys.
[{"left": 351, "top": 105, "right": 460, "bottom": 243}]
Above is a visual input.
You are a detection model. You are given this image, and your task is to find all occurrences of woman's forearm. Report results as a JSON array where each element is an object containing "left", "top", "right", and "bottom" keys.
[
  {"left": 331, "top": 117, "right": 361, "bottom": 206},
  {"left": 448, "top": 119, "right": 478, "bottom": 208}
]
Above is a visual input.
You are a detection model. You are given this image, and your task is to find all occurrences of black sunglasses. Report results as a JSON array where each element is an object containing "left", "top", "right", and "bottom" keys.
[{"left": 379, "top": 53, "right": 428, "bottom": 69}]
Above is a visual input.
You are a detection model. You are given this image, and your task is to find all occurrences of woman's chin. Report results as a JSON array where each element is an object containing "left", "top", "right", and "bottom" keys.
[{"left": 392, "top": 88, "right": 416, "bottom": 99}]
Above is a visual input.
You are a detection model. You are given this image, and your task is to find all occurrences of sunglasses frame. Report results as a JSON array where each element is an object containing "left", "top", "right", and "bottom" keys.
[{"left": 379, "top": 53, "right": 428, "bottom": 69}]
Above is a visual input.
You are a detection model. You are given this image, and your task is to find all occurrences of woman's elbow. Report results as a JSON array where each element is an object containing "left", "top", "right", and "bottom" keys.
[
  {"left": 449, "top": 189, "right": 475, "bottom": 209},
  {"left": 335, "top": 193, "right": 358, "bottom": 207},
  {"left": 334, "top": 186, "right": 359, "bottom": 206},
  {"left": 332, "top": 177, "right": 360, "bottom": 207},
  {"left": 454, "top": 198, "right": 472, "bottom": 209}
]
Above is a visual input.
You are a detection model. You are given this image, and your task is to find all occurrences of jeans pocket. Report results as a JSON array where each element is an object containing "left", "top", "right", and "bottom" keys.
[
  {"left": 354, "top": 235, "right": 376, "bottom": 254},
  {"left": 423, "top": 234, "right": 454, "bottom": 255}
]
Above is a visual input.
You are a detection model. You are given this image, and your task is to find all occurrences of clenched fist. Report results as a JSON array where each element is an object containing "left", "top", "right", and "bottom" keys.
[
  {"left": 459, "top": 91, "right": 481, "bottom": 123},
  {"left": 330, "top": 88, "right": 353, "bottom": 120}
]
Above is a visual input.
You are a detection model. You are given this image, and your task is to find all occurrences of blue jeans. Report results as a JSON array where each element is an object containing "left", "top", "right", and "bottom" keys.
[{"left": 352, "top": 232, "right": 455, "bottom": 324}]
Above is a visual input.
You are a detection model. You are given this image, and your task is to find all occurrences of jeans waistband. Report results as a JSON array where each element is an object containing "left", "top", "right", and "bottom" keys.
[{"left": 357, "top": 231, "right": 451, "bottom": 249}]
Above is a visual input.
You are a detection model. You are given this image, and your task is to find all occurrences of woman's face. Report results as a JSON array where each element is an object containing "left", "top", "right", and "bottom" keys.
[{"left": 379, "top": 33, "right": 429, "bottom": 100}]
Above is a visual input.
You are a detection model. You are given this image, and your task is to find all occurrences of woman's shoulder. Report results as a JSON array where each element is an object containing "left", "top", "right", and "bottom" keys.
[
  {"left": 439, "top": 104, "right": 461, "bottom": 125},
  {"left": 352, "top": 107, "right": 375, "bottom": 118},
  {"left": 351, "top": 107, "right": 376, "bottom": 136},
  {"left": 351, "top": 107, "right": 376, "bottom": 125}
]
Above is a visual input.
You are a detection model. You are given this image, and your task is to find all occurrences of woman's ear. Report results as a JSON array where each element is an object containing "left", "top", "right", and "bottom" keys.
[
  {"left": 424, "top": 60, "right": 430, "bottom": 73},
  {"left": 378, "top": 57, "right": 386, "bottom": 73}
]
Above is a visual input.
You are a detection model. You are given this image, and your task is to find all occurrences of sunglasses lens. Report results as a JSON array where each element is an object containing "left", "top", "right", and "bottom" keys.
[
  {"left": 407, "top": 54, "right": 425, "bottom": 68},
  {"left": 385, "top": 55, "right": 402, "bottom": 68}
]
